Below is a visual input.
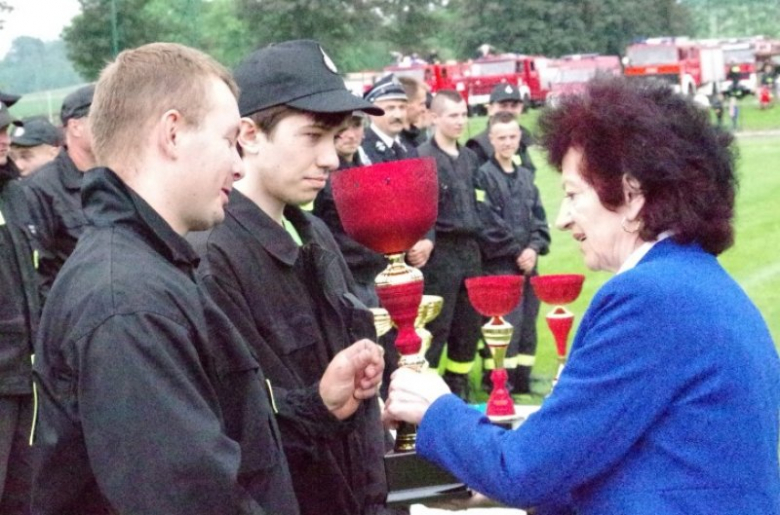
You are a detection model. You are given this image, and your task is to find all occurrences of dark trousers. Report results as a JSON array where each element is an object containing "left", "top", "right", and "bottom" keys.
[
  {"left": 0, "top": 395, "right": 33, "bottom": 515},
  {"left": 422, "top": 235, "right": 483, "bottom": 369}
]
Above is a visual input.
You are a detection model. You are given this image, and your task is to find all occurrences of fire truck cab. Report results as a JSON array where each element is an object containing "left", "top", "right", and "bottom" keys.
[
  {"left": 465, "top": 54, "right": 554, "bottom": 114},
  {"left": 546, "top": 54, "right": 622, "bottom": 105},
  {"left": 624, "top": 37, "right": 725, "bottom": 96}
]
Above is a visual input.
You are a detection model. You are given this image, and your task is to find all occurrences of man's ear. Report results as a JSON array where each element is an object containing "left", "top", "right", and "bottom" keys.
[
  {"left": 158, "top": 109, "right": 183, "bottom": 159},
  {"left": 238, "top": 117, "right": 262, "bottom": 155},
  {"left": 622, "top": 174, "right": 645, "bottom": 220}
]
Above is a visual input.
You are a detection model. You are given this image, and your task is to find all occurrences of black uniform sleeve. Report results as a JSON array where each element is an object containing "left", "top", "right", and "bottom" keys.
[
  {"left": 527, "top": 180, "right": 551, "bottom": 256},
  {"left": 77, "top": 313, "right": 266, "bottom": 515},
  {"left": 23, "top": 183, "right": 58, "bottom": 301}
]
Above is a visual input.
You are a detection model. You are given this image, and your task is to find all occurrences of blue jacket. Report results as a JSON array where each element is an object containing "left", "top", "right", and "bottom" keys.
[{"left": 416, "top": 240, "right": 780, "bottom": 514}]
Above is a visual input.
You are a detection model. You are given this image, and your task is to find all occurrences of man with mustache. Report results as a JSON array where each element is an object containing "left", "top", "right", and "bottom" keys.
[{"left": 361, "top": 74, "right": 417, "bottom": 164}]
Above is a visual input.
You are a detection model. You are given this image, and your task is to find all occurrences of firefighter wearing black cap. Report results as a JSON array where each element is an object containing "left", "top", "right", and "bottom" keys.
[
  {"left": 10, "top": 116, "right": 61, "bottom": 177},
  {"left": 465, "top": 83, "right": 537, "bottom": 173},
  {"left": 362, "top": 74, "right": 418, "bottom": 164},
  {"left": 0, "top": 91, "right": 39, "bottom": 515},
  {"left": 24, "top": 84, "right": 96, "bottom": 301},
  {"left": 189, "top": 40, "right": 392, "bottom": 515},
  {"left": 31, "top": 42, "right": 383, "bottom": 515}
]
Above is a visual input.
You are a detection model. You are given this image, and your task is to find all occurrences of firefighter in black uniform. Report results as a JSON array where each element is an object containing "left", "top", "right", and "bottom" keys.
[
  {"left": 31, "top": 42, "right": 384, "bottom": 515},
  {"left": 24, "top": 84, "right": 96, "bottom": 302},
  {"left": 191, "top": 40, "right": 391, "bottom": 515},
  {"left": 418, "top": 90, "right": 485, "bottom": 399},
  {"left": 475, "top": 112, "right": 550, "bottom": 395},
  {"left": 9, "top": 116, "right": 61, "bottom": 177},
  {"left": 465, "top": 83, "right": 536, "bottom": 173},
  {"left": 0, "top": 92, "right": 40, "bottom": 515},
  {"left": 362, "top": 74, "right": 418, "bottom": 164}
]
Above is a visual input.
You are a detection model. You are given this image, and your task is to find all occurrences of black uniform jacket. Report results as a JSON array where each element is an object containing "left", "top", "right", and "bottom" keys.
[
  {"left": 418, "top": 137, "right": 483, "bottom": 238},
  {"left": 190, "top": 191, "right": 387, "bottom": 515},
  {"left": 32, "top": 169, "right": 297, "bottom": 515},
  {"left": 361, "top": 126, "right": 418, "bottom": 165},
  {"left": 313, "top": 156, "right": 388, "bottom": 287},
  {"left": 476, "top": 158, "right": 550, "bottom": 272},
  {"left": 0, "top": 161, "right": 39, "bottom": 396},
  {"left": 399, "top": 125, "right": 428, "bottom": 149},
  {"left": 465, "top": 125, "right": 537, "bottom": 173},
  {"left": 23, "top": 149, "right": 87, "bottom": 301}
]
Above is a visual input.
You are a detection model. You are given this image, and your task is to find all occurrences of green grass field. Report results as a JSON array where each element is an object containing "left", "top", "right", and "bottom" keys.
[{"left": 465, "top": 109, "right": 780, "bottom": 403}]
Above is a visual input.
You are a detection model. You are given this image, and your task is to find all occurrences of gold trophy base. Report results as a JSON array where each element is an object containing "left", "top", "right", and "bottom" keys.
[{"left": 385, "top": 450, "right": 470, "bottom": 506}]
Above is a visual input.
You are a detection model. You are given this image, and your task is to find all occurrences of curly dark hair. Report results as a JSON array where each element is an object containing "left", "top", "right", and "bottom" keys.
[{"left": 538, "top": 77, "right": 738, "bottom": 255}]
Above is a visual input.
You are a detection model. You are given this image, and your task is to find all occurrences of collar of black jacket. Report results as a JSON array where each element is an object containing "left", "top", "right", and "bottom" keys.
[
  {"left": 0, "top": 159, "right": 21, "bottom": 183},
  {"left": 56, "top": 149, "right": 84, "bottom": 191},
  {"left": 81, "top": 167, "right": 200, "bottom": 269},
  {"left": 226, "top": 189, "right": 312, "bottom": 266}
]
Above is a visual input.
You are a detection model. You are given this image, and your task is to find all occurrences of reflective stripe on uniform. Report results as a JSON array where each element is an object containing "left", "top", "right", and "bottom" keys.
[{"left": 445, "top": 359, "right": 474, "bottom": 374}]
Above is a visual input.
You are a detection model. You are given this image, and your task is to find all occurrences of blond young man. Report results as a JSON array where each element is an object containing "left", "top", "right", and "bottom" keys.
[{"left": 32, "top": 42, "right": 384, "bottom": 515}]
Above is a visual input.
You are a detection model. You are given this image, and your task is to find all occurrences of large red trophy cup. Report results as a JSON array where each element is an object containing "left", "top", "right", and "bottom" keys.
[
  {"left": 465, "top": 275, "right": 524, "bottom": 424},
  {"left": 530, "top": 274, "right": 585, "bottom": 388},
  {"left": 331, "top": 157, "right": 468, "bottom": 506}
]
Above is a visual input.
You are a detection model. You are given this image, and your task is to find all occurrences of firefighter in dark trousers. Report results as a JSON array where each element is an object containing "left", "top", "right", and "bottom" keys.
[
  {"left": 0, "top": 93, "right": 39, "bottom": 515},
  {"left": 475, "top": 112, "right": 550, "bottom": 395},
  {"left": 190, "top": 40, "right": 393, "bottom": 515},
  {"left": 465, "top": 83, "right": 536, "bottom": 173},
  {"left": 362, "top": 74, "right": 418, "bottom": 164},
  {"left": 23, "top": 84, "right": 95, "bottom": 302},
  {"left": 31, "top": 43, "right": 384, "bottom": 515},
  {"left": 418, "top": 90, "right": 484, "bottom": 400}
]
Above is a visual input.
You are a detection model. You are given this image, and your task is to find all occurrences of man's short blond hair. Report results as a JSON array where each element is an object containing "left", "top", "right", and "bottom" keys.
[{"left": 91, "top": 42, "right": 238, "bottom": 167}]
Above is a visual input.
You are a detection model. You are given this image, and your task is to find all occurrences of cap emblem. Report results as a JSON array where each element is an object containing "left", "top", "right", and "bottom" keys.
[
  {"left": 320, "top": 46, "right": 338, "bottom": 74},
  {"left": 13, "top": 126, "right": 24, "bottom": 137},
  {"left": 505, "top": 85, "right": 513, "bottom": 94}
]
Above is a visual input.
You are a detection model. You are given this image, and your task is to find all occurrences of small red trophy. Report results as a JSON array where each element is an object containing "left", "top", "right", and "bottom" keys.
[
  {"left": 465, "top": 275, "right": 524, "bottom": 423},
  {"left": 331, "top": 157, "right": 468, "bottom": 506},
  {"left": 530, "top": 274, "right": 585, "bottom": 388}
]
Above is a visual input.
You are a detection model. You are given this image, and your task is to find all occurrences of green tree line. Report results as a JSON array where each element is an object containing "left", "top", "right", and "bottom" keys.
[{"left": 2, "top": 0, "right": 780, "bottom": 90}]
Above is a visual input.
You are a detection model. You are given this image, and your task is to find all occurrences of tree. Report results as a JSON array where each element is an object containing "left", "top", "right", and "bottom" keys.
[
  {"left": 448, "top": 0, "right": 691, "bottom": 59},
  {"left": 0, "top": 37, "right": 84, "bottom": 94},
  {"left": 681, "top": 0, "right": 780, "bottom": 39}
]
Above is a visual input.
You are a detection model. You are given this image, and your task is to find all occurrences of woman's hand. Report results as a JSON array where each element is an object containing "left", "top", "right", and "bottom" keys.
[{"left": 382, "top": 367, "right": 451, "bottom": 426}]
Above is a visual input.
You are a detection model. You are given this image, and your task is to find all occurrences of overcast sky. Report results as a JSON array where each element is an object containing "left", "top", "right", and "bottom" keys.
[{"left": 0, "top": 0, "right": 81, "bottom": 57}]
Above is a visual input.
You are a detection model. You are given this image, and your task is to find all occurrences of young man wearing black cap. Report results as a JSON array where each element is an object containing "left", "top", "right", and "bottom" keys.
[
  {"left": 10, "top": 116, "right": 61, "bottom": 177},
  {"left": 465, "top": 83, "right": 536, "bottom": 173},
  {"left": 24, "top": 84, "right": 97, "bottom": 300},
  {"left": 0, "top": 91, "right": 39, "bottom": 515},
  {"left": 31, "top": 42, "right": 384, "bottom": 515},
  {"left": 190, "top": 40, "right": 393, "bottom": 515}
]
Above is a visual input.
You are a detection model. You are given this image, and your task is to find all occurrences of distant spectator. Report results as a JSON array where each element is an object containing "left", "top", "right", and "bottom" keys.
[
  {"left": 10, "top": 116, "right": 61, "bottom": 177},
  {"left": 398, "top": 75, "right": 430, "bottom": 148},
  {"left": 729, "top": 95, "right": 740, "bottom": 131}
]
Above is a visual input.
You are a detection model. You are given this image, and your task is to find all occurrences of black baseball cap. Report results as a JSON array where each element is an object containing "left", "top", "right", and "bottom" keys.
[
  {"left": 234, "top": 40, "right": 384, "bottom": 118},
  {"left": 0, "top": 91, "right": 22, "bottom": 129},
  {"left": 11, "top": 116, "right": 62, "bottom": 147},
  {"left": 60, "top": 84, "right": 95, "bottom": 125},
  {"left": 490, "top": 83, "right": 522, "bottom": 103}
]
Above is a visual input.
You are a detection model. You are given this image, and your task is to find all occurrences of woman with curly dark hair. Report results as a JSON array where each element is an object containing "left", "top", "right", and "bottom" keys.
[{"left": 382, "top": 77, "right": 780, "bottom": 514}]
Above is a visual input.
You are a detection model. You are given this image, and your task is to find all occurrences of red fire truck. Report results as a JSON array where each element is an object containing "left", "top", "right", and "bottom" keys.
[
  {"left": 463, "top": 54, "right": 555, "bottom": 113},
  {"left": 721, "top": 37, "right": 780, "bottom": 97},
  {"left": 623, "top": 37, "right": 725, "bottom": 96},
  {"left": 546, "top": 54, "right": 622, "bottom": 105},
  {"left": 383, "top": 62, "right": 469, "bottom": 98}
]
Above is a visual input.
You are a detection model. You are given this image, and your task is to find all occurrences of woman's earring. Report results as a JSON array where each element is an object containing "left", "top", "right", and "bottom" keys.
[{"left": 621, "top": 216, "right": 640, "bottom": 234}]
